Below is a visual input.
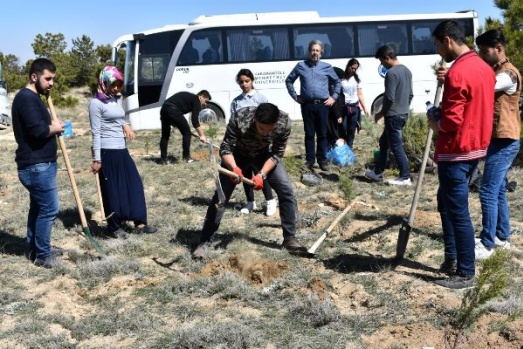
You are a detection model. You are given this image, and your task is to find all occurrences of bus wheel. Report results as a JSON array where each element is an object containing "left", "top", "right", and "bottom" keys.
[
  {"left": 200, "top": 102, "right": 225, "bottom": 122},
  {"left": 370, "top": 93, "right": 384, "bottom": 118}
]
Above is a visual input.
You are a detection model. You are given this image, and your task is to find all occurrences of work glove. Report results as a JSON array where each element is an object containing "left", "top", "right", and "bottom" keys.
[
  {"left": 231, "top": 167, "right": 243, "bottom": 184},
  {"left": 251, "top": 174, "right": 264, "bottom": 191}
]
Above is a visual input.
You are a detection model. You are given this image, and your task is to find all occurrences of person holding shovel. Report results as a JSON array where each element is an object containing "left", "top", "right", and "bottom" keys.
[
  {"left": 230, "top": 68, "right": 277, "bottom": 216},
  {"left": 193, "top": 103, "right": 305, "bottom": 258},
  {"left": 89, "top": 66, "right": 157, "bottom": 239},
  {"left": 12, "top": 58, "right": 65, "bottom": 268},
  {"left": 429, "top": 20, "right": 495, "bottom": 289},
  {"left": 159, "top": 90, "right": 211, "bottom": 164}
]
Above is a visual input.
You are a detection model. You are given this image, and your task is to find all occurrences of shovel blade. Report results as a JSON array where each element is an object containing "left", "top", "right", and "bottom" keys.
[{"left": 395, "top": 219, "right": 412, "bottom": 260}]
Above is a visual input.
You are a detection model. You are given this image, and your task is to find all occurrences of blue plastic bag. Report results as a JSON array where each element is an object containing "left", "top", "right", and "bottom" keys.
[
  {"left": 62, "top": 120, "right": 75, "bottom": 138},
  {"left": 326, "top": 144, "right": 356, "bottom": 166}
]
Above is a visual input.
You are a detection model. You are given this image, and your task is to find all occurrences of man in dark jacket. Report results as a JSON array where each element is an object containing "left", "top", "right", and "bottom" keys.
[
  {"left": 193, "top": 103, "right": 305, "bottom": 258},
  {"left": 159, "top": 90, "right": 211, "bottom": 163}
]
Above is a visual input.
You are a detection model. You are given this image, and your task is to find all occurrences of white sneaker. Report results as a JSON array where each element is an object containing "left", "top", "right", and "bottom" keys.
[
  {"left": 475, "top": 241, "right": 493, "bottom": 260},
  {"left": 365, "top": 170, "right": 384, "bottom": 182},
  {"left": 265, "top": 199, "right": 277, "bottom": 216},
  {"left": 475, "top": 236, "right": 511, "bottom": 250},
  {"left": 494, "top": 236, "right": 510, "bottom": 249},
  {"left": 387, "top": 178, "right": 413, "bottom": 186},
  {"left": 240, "top": 201, "right": 257, "bottom": 214}
]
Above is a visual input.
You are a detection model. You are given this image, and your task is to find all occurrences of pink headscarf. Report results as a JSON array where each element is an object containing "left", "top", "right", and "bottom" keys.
[{"left": 95, "top": 66, "right": 123, "bottom": 102}]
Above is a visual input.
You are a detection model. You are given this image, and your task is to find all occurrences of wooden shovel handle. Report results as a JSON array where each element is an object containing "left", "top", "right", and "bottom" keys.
[{"left": 216, "top": 165, "right": 255, "bottom": 186}]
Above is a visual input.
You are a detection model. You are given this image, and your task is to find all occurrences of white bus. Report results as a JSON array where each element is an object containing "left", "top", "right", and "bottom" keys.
[{"left": 112, "top": 10, "right": 478, "bottom": 130}]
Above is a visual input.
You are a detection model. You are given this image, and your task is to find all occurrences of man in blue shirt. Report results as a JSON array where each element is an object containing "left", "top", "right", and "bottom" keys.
[{"left": 286, "top": 40, "right": 341, "bottom": 171}]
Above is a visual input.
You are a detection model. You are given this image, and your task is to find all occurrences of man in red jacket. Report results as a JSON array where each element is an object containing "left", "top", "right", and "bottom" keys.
[{"left": 429, "top": 20, "right": 495, "bottom": 289}]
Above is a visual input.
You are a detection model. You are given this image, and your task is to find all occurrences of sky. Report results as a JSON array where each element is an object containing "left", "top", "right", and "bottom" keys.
[{"left": 2, "top": 0, "right": 502, "bottom": 64}]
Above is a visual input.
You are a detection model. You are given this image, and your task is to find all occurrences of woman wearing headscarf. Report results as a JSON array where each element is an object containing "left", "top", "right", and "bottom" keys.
[{"left": 89, "top": 66, "right": 157, "bottom": 239}]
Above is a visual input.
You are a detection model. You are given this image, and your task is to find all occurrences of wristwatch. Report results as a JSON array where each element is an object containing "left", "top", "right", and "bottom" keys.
[{"left": 258, "top": 171, "right": 267, "bottom": 180}]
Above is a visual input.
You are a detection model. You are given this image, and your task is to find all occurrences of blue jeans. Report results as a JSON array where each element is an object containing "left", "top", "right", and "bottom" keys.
[
  {"left": 479, "top": 139, "right": 520, "bottom": 248},
  {"left": 437, "top": 160, "right": 478, "bottom": 276},
  {"left": 200, "top": 153, "right": 297, "bottom": 243},
  {"left": 343, "top": 104, "right": 361, "bottom": 148},
  {"left": 376, "top": 114, "right": 410, "bottom": 179},
  {"left": 18, "top": 162, "right": 59, "bottom": 260},
  {"left": 301, "top": 103, "right": 329, "bottom": 166}
]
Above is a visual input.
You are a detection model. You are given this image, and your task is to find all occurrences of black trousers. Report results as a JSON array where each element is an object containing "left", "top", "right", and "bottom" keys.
[{"left": 160, "top": 106, "right": 192, "bottom": 159}]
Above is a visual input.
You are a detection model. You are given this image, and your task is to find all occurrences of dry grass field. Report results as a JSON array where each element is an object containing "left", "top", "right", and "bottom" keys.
[{"left": 1, "top": 87, "right": 523, "bottom": 349}]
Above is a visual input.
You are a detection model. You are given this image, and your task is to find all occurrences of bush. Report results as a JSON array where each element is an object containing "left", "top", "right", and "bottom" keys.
[{"left": 403, "top": 112, "right": 433, "bottom": 169}]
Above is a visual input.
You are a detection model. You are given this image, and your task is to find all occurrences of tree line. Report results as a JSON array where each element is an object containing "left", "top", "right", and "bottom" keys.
[{"left": 0, "top": 33, "right": 116, "bottom": 107}]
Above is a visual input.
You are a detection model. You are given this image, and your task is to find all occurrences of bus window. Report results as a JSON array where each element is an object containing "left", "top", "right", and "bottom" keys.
[
  {"left": 292, "top": 25, "right": 354, "bottom": 59},
  {"left": 178, "top": 40, "right": 200, "bottom": 65},
  {"left": 411, "top": 21, "right": 440, "bottom": 54},
  {"left": 358, "top": 23, "right": 408, "bottom": 56},
  {"left": 137, "top": 30, "right": 183, "bottom": 106},
  {"left": 226, "top": 27, "right": 289, "bottom": 62}
]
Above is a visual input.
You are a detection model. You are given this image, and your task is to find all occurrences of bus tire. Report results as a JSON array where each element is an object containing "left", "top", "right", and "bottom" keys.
[
  {"left": 371, "top": 93, "right": 384, "bottom": 118},
  {"left": 201, "top": 102, "right": 225, "bottom": 122}
]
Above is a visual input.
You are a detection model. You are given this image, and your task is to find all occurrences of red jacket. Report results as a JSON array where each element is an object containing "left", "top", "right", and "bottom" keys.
[{"left": 435, "top": 51, "right": 495, "bottom": 162}]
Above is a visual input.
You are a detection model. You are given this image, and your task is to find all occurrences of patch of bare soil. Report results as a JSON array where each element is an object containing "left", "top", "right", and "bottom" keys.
[
  {"left": 200, "top": 253, "right": 289, "bottom": 285},
  {"left": 308, "top": 277, "right": 327, "bottom": 300}
]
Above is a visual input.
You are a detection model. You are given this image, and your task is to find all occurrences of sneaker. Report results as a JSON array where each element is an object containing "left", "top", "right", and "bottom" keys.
[
  {"left": 387, "top": 178, "right": 413, "bottom": 186},
  {"left": 134, "top": 225, "right": 158, "bottom": 234},
  {"left": 265, "top": 199, "right": 277, "bottom": 216},
  {"left": 365, "top": 170, "right": 384, "bottom": 182},
  {"left": 282, "top": 237, "right": 306, "bottom": 252},
  {"left": 34, "top": 256, "right": 63, "bottom": 269},
  {"left": 319, "top": 162, "right": 330, "bottom": 171},
  {"left": 183, "top": 157, "right": 196, "bottom": 163},
  {"left": 240, "top": 201, "right": 257, "bottom": 214},
  {"left": 494, "top": 236, "right": 511, "bottom": 249},
  {"left": 28, "top": 247, "right": 65, "bottom": 262},
  {"left": 434, "top": 275, "right": 475, "bottom": 289},
  {"left": 439, "top": 258, "right": 457, "bottom": 275},
  {"left": 475, "top": 241, "right": 493, "bottom": 260},
  {"left": 114, "top": 228, "right": 129, "bottom": 240},
  {"left": 192, "top": 241, "right": 211, "bottom": 258}
]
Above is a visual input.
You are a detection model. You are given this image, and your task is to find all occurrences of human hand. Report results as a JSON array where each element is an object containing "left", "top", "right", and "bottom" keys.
[
  {"left": 337, "top": 117, "right": 342, "bottom": 124},
  {"left": 199, "top": 135, "right": 207, "bottom": 143},
  {"left": 324, "top": 96, "right": 335, "bottom": 107},
  {"left": 91, "top": 161, "right": 101, "bottom": 174},
  {"left": 49, "top": 120, "right": 65, "bottom": 135},
  {"left": 296, "top": 96, "right": 304, "bottom": 104},
  {"left": 374, "top": 111, "right": 383, "bottom": 123},
  {"left": 251, "top": 174, "right": 264, "bottom": 190},
  {"left": 123, "top": 124, "right": 135, "bottom": 141},
  {"left": 436, "top": 66, "right": 447, "bottom": 82},
  {"left": 231, "top": 166, "right": 243, "bottom": 184}
]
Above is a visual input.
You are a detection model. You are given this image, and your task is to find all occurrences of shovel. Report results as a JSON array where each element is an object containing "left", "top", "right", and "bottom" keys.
[
  {"left": 395, "top": 60, "right": 445, "bottom": 261},
  {"left": 47, "top": 96, "right": 106, "bottom": 256}
]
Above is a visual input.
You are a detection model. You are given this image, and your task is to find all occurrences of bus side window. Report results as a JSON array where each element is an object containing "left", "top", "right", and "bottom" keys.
[
  {"left": 256, "top": 46, "right": 272, "bottom": 60},
  {"left": 295, "top": 46, "right": 304, "bottom": 59},
  {"left": 178, "top": 42, "right": 199, "bottom": 65},
  {"left": 202, "top": 36, "right": 222, "bottom": 63}
]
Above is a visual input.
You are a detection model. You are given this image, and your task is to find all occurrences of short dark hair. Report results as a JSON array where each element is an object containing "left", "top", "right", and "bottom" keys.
[
  {"left": 432, "top": 20, "right": 466, "bottom": 45},
  {"left": 235, "top": 68, "right": 255, "bottom": 84},
  {"left": 254, "top": 103, "right": 279, "bottom": 124},
  {"left": 29, "top": 58, "right": 56, "bottom": 78},
  {"left": 375, "top": 45, "right": 396, "bottom": 60},
  {"left": 197, "top": 90, "right": 212, "bottom": 100},
  {"left": 476, "top": 29, "right": 506, "bottom": 48}
]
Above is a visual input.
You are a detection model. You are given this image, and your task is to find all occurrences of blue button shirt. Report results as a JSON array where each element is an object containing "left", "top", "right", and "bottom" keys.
[{"left": 285, "top": 60, "right": 340, "bottom": 101}]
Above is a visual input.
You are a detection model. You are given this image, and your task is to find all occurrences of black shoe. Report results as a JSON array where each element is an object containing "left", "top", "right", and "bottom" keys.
[
  {"left": 439, "top": 258, "right": 457, "bottom": 275},
  {"left": 507, "top": 181, "right": 517, "bottom": 192},
  {"left": 319, "top": 162, "right": 330, "bottom": 171},
  {"left": 28, "top": 247, "right": 65, "bottom": 262},
  {"left": 113, "top": 228, "right": 129, "bottom": 239},
  {"left": 134, "top": 225, "right": 158, "bottom": 234},
  {"left": 34, "top": 256, "right": 63, "bottom": 269},
  {"left": 434, "top": 275, "right": 475, "bottom": 289}
]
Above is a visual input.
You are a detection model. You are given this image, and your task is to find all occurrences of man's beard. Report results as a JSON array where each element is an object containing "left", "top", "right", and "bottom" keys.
[{"left": 35, "top": 78, "right": 49, "bottom": 96}]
